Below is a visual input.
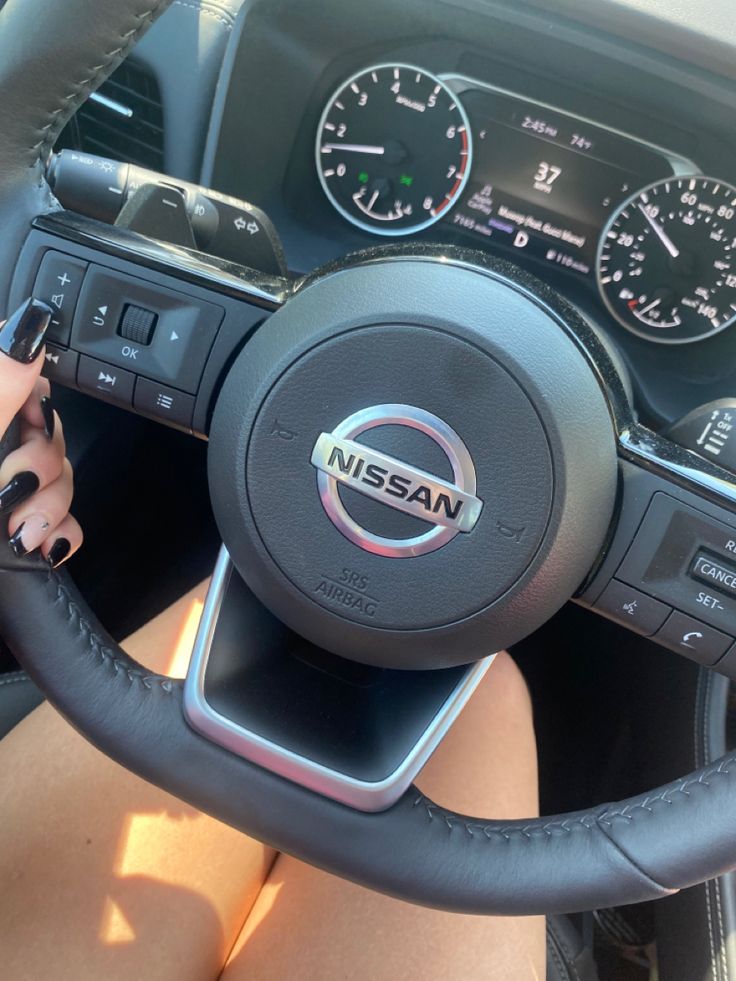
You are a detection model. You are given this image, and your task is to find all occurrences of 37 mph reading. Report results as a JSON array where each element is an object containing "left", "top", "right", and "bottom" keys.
[{"left": 597, "top": 176, "right": 736, "bottom": 343}]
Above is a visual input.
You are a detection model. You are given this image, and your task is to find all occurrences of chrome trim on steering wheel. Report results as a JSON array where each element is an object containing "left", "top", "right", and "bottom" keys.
[{"left": 183, "top": 546, "right": 495, "bottom": 812}]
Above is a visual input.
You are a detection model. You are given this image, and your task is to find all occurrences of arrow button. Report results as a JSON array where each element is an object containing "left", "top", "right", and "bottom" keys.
[
  {"left": 40, "top": 344, "right": 78, "bottom": 387},
  {"left": 77, "top": 355, "right": 135, "bottom": 408}
]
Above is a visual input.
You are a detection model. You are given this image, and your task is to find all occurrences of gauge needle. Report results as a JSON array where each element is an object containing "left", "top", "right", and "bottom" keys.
[
  {"left": 637, "top": 203, "right": 680, "bottom": 258},
  {"left": 323, "top": 143, "right": 385, "bottom": 154}
]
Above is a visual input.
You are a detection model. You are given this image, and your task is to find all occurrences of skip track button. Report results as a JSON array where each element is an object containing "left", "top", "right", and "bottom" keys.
[{"left": 77, "top": 355, "right": 135, "bottom": 408}]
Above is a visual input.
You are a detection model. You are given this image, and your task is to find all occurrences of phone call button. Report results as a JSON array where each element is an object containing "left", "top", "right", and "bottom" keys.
[{"left": 654, "top": 611, "right": 732, "bottom": 666}]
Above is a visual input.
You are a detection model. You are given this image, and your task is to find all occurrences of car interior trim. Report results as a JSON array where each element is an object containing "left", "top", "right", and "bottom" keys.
[
  {"left": 183, "top": 545, "right": 495, "bottom": 811},
  {"left": 33, "top": 211, "right": 288, "bottom": 310}
]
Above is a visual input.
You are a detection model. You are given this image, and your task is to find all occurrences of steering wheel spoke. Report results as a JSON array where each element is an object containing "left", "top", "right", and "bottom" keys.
[
  {"left": 579, "top": 423, "right": 736, "bottom": 675},
  {"left": 183, "top": 545, "right": 494, "bottom": 812},
  {"left": 9, "top": 210, "right": 287, "bottom": 436}
]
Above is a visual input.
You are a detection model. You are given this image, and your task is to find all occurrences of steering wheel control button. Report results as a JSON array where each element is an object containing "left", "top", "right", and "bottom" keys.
[
  {"left": 593, "top": 580, "right": 671, "bottom": 636},
  {"left": 114, "top": 183, "right": 197, "bottom": 250},
  {"left": 72, "top": 265, "right": 223, "bottom": 393},
  {"left": 118, "top": 304, "right": 158, "bottom": 346},
  {"left": 32, "top": 251, "right": 88, "bottom": 346},
  {"left": 653, "top": 611, "right": 733, "bottom": 666},
  {"left": 667, "top": 401, "right": 736, "bottom": 475},
  {"left": 691, "top": 552, "right": 736, "bottom": 600},
  {"left": 77, "top": 355, "right": 135, "bottom": 408},
  {"left": 617, "top": 493, "right": 736, "bottom": 634},
  {"left": 41, "top": 344, "right": 79, "bottom": 387},
  {"left": 310, "top": 405, "right": 482, "bottom": 558},
  {"left": 134, "top": 378, "right": 194, "bottom": 430}
]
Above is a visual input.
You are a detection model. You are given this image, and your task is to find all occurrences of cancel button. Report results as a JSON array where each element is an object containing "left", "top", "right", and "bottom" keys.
[{"left": 691, "top": 552, "right": 736, "bottom": 598}]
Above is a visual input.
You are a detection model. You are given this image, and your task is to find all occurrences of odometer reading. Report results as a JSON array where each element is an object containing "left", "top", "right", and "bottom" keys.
[
  {"left": 597, "top": 176, "right": 736, "bottom": 343},
  {"left": 316, "top": 63, "right": 472, "bottom": 236}
]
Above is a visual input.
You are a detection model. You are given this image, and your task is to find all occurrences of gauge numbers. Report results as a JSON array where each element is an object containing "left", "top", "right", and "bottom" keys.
[
  {"left": 316, "top": 63, "right": 472, "bottom": 236},
  {"left": 597, "top": 176, "right": 736, "bottom": 343}
]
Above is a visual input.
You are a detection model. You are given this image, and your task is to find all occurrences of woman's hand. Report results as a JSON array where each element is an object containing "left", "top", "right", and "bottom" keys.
[{"left": 0, "top": 298, "right": 83, "bottom": 567}]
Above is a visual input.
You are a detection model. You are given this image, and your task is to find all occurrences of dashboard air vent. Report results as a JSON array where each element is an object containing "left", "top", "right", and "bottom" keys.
[{"left": 56, "top": 61, "right": 164, "bottom": 171}]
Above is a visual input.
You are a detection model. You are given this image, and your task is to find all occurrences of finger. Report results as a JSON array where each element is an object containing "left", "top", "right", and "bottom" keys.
[
  {"left": 6, "top": 459, "right": 74, "bottom": 558},
  {"left": 18, "top": 376, "right": 53, "bottom": 435},
  {"left": 41, "top": 513, "right": 83, "bottom": 569},
  {"left": 0, "top": 298, "right": 54, "bottom": 439},
  {"left": 0, "top": 419, "right": 66, "bottom": 494},
  {"left": 0, "top": 416, "right": 66, "bottom": 508}
]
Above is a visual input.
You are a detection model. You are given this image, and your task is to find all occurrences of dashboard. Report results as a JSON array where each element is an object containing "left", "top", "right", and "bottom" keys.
[
  {"left": 63, "top": 0, "right": 736, "bottom": 433},
  {"left": 314, "top": 64, "right": 732, "bottom": 346}
]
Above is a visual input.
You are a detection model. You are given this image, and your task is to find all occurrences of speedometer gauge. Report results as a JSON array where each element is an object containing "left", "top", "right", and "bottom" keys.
[
  {"left": 597, "top": 176, "right": 736, "bottom": 343},
  {"left": 316, "top": 63, "right": 472, "bottom": 235}
]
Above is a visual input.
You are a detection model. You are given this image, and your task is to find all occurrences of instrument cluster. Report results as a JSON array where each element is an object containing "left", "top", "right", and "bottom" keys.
[{"left": 316, "top": 63, "right": 736, "bottom": 345}]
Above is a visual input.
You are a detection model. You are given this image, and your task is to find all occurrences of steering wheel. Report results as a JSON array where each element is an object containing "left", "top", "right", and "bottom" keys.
[{"left": 2, "top": 0, "right": 736, "bottom": 917}]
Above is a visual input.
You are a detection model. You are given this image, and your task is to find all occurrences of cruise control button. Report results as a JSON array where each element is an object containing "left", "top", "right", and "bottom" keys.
[
  {"left": 134, "top": 377, "right": 194, "bottom": 430},
  {"left": 77, "top": 355, "right": 135, "bottom": 408},
  {"left": 41, "top": 344, "right": 79, "bottom": 388},
  {"left": 594, "top": 580, "right": 671, "bottom": 635},
  {"left": 653, "top": 611, "right": 732, "bottom": 666},
  {"left": 691, "top": 551, "right": 736, "bottom": 599},
  {"left": 33, "top": 251, "right": 88, "bottom": 346}
]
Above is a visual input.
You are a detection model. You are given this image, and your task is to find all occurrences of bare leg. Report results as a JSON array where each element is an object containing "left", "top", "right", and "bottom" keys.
[
  {"left": 220, "top": 651, "right": 545, "bottom": 981},
  {"left": 0, "top": 584, "right": 543, "bottom": 980},
  {"left": 0, "top": 583, "right": 276, "bottom": 981}
]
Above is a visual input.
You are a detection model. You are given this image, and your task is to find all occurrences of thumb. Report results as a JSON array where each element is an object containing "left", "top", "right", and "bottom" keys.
[{"left": 0, "top": 297, "right": 53, "bottom": 440}]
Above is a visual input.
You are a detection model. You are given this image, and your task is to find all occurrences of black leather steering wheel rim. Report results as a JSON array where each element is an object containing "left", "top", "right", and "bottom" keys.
[{"left": 2, "top": 0, "right": 736, "bottom": 917}]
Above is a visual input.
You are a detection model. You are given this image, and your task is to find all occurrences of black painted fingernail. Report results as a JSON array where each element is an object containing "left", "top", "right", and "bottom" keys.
[
  {"left": 0, "top": 471, "right": 40, "bottom": 513},
  {"left": 47, "top": 537, "right": 71, "bottom": 569},
  {"left": 40, "top": 396, "right": 55, "bottom": 441},
  {"left": 8, "top": 523, "right": 27, "bottom": 558},
  {"left": 0, "top": 297, "right": 53, "bottom": 364}
]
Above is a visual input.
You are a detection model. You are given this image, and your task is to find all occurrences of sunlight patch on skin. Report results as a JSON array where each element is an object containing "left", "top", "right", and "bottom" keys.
[
  {"left": 222, "top": 878, "right": 285, "bottom": 966},
  {"left": 99, "top": 896, "right": 136, "bottom": 944},
  {"left": 115, "top": 810, "right": 213, "bottom": 887},
  {"left": 165, "top": 598, "right": 204, "bottom": 678}
]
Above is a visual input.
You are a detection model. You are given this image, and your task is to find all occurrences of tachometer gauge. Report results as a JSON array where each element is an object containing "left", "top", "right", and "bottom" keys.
[
  {"left": 597, "top": 176, "right": 736, "bottom": 343},
  {"left": 316, "top": 63, "right": 472, "bottom": 235}
]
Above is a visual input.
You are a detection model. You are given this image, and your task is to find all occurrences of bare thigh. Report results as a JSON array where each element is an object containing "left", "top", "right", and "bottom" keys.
[
  {"left": 0, "top": 583, "right": 544, "bottom": 981},
  {"left": 0, "top": 582, "right": 275, "bottom": 981},
  {"left": 220, "top": 651, "right": 545, "bottom": 981}
]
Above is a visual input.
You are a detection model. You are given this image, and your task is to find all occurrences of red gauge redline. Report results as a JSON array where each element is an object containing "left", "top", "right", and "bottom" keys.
[{"left": 316, "top": 63, "right": 472, "bottom": 236}]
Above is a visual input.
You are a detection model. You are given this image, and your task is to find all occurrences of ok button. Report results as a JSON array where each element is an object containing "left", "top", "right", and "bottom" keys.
[{"left": 71, "top": 265, "right": 223, "bottom": 394}]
